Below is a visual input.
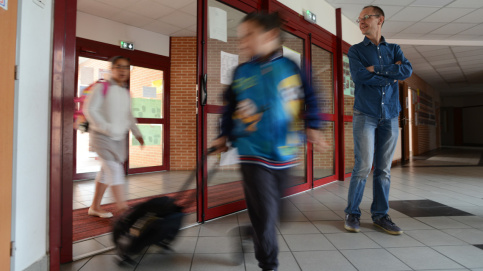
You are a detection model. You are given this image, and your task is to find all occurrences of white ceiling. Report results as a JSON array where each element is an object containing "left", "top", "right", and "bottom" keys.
[
  {"left": 326, "top": 0, "right": 483, "bottom": 96},
  {"left": 78, "top": 0, "right": 483, "bottom": 96},
  {"left": 77, "top": 0, "right": 198, "bottom": 37}
]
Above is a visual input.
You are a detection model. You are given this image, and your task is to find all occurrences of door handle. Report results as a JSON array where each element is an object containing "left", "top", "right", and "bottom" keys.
[{"left": 201, "top": 74, "right": 207, "bottom": 106}]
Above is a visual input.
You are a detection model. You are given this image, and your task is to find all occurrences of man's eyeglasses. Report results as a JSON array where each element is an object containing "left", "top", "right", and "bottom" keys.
[{"left": 356, "top": 14, "right": 380, "bottom": 23}]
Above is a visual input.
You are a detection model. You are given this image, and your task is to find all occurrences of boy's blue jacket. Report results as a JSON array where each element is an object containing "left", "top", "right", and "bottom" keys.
[{"left": 220, "top": 51, "right": 321, "bottom": 169}]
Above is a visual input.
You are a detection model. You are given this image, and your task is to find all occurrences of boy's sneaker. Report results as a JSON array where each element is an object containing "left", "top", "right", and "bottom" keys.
[
  {"left": 373, "top": 215, "right": 403, "bottom": 235},
  {"left": 344, "top": 214, "right": 361, "bottom": 233}
]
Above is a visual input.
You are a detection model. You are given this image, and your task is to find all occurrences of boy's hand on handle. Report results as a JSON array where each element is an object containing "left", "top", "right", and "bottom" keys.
[
  {"left": 210, "top": 136, "right": 228, "bottom": 154},
  {"left": 306, "top": 128, "right": 329, "bottom": 153},
  {"left": 395, "top": 60, "right": 402, "bottom": 65}
]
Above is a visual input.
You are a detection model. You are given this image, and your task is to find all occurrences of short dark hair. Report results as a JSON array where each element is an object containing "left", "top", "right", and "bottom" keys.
[
  {"left": 109, "top": 56, "right": 131, "bottom": 66},
  {"left": 242, "top": 12, "right": 283, "bottom": 33},
  {"left": 363, "top": 5, "right": 385, "bottom": 26}
]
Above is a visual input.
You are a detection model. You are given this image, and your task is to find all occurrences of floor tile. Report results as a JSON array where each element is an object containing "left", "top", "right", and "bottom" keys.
[
  {"left": 387, "top": 247, "right": 464, "bottom": 270},
  {"left": 341, "top": 248, "right": 411, "bottom": 271},
  {"left": 284, "top": 234, "right": 336, "bottom": 251},
  {"left": 414, "top": 217, "right": 474, "bottom": 229},
  {"left": 388, "top": 217, "right": 434, "bottom": 231},
  {"left": 405, "top": 229, "right": 468, "bottom": 246},
  {"left": 450, "top": 216, "right": 483, "bottom": 228},
  {"left": 293, "top": 251, "right": 357, "bottom": 271},
  {"left": 135, "top": 254, "right": 192, "bottom": 271},
  {"left": 443, "top": 229, "right": 483, "bottom": 244},
  {"left": 60, "top": 257, "right": 90, "bottom": 271},
  {"left": 432, "top": 245, "right": 483, "bottom": 269},
  {"left": 245, "top": 252, "right": 301, "bottom": 271},
  {"left": 364, "top": 231, "right": 425, "bottom": 248},
  {"left": 312, "top": 221, "right": 347, "bottom": 234},
  {"left": 78, "top": 254, "right": 136, "bottom": 271},
  {"left": 191, "top": 253, "right": 244, "bottom": 271},
  {"left": 73, "top": 239, "right": 106, "bottom": 257},
  {"left": 178, "top": 225, "right": 201, "bottom": 237},
  {"left": 325, "top": 233, "right": 380, "bottom": 250},
  {"left": 302, "top": 210, "right": 343, "bottom": 221},
  {"left": 243, "top": 234, "right": 290, "bottom": 252},
  {"left": 278, "top": 222, "right": 320, "bottom": 235},
  {"left": 199, "top": 223, "right": 239, "bottom": 237},
  {"left": 195, "top": 236, "right": 242, "bottom": 254},
  {"left": 389, "top": 200, "right": 474, "bottom": 217},
  {"left": 94, "top": 234, "right": 114, "bottom": 248},
  {"left": 146, "top": 237, "right": 198, "bottom": 254}
]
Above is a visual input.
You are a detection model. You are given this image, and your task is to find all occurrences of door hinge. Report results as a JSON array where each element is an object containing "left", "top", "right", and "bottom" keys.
[
  {"left": 14, "top": 65, "right": 18, "bottom": 80},
  {"left": 10, "top": 241, "right": 15, "bottom": 257}
]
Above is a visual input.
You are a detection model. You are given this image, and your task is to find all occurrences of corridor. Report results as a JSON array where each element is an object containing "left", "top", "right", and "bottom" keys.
[{"left": 61, "top": 148, "right": 483, "bottom": 271}]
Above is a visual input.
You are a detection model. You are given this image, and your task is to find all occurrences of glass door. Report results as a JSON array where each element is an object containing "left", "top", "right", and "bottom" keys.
[
  {"left": 311, "top": 38, "right": 338, "bottom": 187},
  {"left": 74, "top": 39, "right": 170, "bottom": 180},
  {"left": 201, "top": 0, "right": 255, "bottom": 220},
  {"left": 127, "top": 65, "right": 168, "bottom": 174},
  {"left": 74, "top": 57, "right": 111, "bottom": 180}
]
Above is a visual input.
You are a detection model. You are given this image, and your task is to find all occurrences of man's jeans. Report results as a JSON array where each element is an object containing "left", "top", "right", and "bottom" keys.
[{"left": 345, "top": 110, "right": 399, "bottom": 221}]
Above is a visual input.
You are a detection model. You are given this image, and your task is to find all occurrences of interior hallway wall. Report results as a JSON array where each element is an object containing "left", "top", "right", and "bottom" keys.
[
  {"left": 404, "top": 73, "right": 441, "bottom": 155},
  {"left": 12, "top": 0, "right": 53, "bottom": 270},
  {"left": 76, "top": 12, "right": 170, "bottom": 57},
  {"left": 170, "top": 37, "right": 197, "bottom": 170}
]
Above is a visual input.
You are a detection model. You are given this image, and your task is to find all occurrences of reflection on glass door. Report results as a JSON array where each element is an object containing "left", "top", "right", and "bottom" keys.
[
  {"left": 311, "top": 44, "right": 335, "bottom": 180},
  {"left": 343, "top": 54, "right": 355, "bottom": 174},
  {"left": 205, "top": 0, "right": 248, "bottom": 213},
  {"left": 75, "top": 57, "right": 111, "bottom": 179},
  {"left": 281, "top": 31, "right": 307, "bottom": 188}
]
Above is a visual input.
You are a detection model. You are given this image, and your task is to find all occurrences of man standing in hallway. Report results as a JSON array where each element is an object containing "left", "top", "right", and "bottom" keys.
[{"left": 344, "top": 5, "right": 412, "bottom": 235}]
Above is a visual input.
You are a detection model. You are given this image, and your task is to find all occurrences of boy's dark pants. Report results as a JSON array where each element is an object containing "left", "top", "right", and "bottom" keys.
[{"left": 240, "top": 163, "right": 289, "bottom": 271}]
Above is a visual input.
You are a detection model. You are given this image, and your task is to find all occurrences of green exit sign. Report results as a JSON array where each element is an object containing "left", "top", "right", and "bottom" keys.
[
  {"left": 303, "top": 9, "right": 316, "bottom": 24},
  {"left": 120, "top": 41, "right": 134, "bottom": 51}
]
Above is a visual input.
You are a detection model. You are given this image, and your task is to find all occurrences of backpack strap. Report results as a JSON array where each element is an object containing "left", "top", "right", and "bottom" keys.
[{"left": 100, "top": 80, "right": 110, "bottom": 96}]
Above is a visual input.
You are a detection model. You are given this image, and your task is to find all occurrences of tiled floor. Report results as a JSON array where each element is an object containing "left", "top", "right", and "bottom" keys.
[{"left": 63, "top": 148, "right": 483, "bottom": 271}]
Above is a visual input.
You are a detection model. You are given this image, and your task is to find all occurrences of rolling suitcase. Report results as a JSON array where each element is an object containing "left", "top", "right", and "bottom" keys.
[{"left": 112, "top": 147, "right": 217, "bottom": 265}]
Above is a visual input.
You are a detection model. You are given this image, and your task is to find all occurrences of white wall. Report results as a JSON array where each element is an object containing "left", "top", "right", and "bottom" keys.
[
  {"left": 76, "top": 12, "right": 170, "bottom": 57},
  {"left": 13, "top": 0, "right": 53, "bottom": 270},
  {"left": 277, "top": 0, "right": 362, "bottom": 45}
]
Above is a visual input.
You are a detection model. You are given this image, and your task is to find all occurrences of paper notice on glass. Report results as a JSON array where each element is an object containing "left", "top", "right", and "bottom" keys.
[
  {"left": 220, "top": 51, "right": 238, "bottom": 85},
  {"left": 1, "top": 0, "right": 8, "bottom": 10},
  {"left": 283, "top": 46, "right": 302, "bottom": 68},
  {"left": 143, "top": 86, "right": 157, "bottom": 98},
  {"left": 209, "top": 7, "right": 227, "bottom": 42},
  {"left": 80, "top": 67, "right": 94, "bottom": 85},
  {"left": 220, "top": 147, "right": 239, "bottom": 166}
]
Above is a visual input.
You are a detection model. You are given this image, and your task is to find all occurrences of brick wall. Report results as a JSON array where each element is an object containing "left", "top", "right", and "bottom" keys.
[
  {"left": 170, "top": 37, "right": 198, "bottom": 170},
  {"left": 403, "top": 73, "right": 441, "bottom": 155}
]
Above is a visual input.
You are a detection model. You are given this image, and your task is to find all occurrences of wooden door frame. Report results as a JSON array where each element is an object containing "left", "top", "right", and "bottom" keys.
[
  {"left": 0, "top": 0, "right": 18, "bottom": 270},
  {"left": 399, "top": 81, "right": 410, "bottom": 163}
]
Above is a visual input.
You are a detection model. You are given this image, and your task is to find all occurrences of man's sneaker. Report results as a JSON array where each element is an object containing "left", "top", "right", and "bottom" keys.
[
  {"left": 344, "top": 214, "right": 361, "bottom": 233},
  {"left": 373, "top": 215, "right": 403, "bottom": 235}
]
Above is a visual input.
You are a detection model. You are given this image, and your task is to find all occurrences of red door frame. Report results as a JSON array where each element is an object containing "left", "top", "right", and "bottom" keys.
[
  {"left": 198, "top": 0, "right": 259, "bottom": 221},
  {"left": 73, "top": 38, "right": 171, "bottom": 180}
]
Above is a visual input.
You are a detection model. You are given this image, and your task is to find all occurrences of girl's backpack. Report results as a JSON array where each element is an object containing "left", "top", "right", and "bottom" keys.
[{"left": 74, "top": 80, "right": 110, "bottom": 132}]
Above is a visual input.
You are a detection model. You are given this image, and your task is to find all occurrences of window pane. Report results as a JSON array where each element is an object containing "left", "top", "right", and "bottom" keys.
[
  {"left": 313, "top": 121, "right": 335, "bottom": 180},
  {"left": 130, "top": 66, "right": 164, "bottom": 119},
  {"left": 343, "top": 54, "right": 355, "bottom": 116},
  {"left": 345, "top": 121, "right": 354, "bottom": 173},
  {"left": 129, "top": 124, "right": 163, "bottom": 169},
  {"left": 311, "top": 44, "right": 334, "bottom": 114}
]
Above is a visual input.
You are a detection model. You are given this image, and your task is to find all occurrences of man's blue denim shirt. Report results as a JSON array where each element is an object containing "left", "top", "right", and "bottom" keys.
[{"left": 348, "top": 36, "right": 412, "bottom": 119}]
